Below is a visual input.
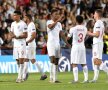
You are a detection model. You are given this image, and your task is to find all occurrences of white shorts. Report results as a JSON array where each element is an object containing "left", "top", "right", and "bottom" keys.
[
  {"left": 92, "top": 42, "right": 103, "bottom": 59},
  {"left": 47, "top": 43, "right": 61, "bottom": 58},
  {"left": 26, "top": 46, "right": 36, "bottom": 59},
  {"left": 92, "top": 42, "right": 103, "bottom": 70},
  {"left": 71, "top": 45, "right": 86, "bottom": 64},
  {"left": 13, "top": 46, "right": 26, "bottom": 59}
]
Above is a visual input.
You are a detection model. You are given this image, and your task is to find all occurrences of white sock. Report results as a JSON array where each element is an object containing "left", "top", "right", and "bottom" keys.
[
  {"left": 53, "top": 64, "right": 58, "bottom": 82},
  {"left": 93, "top": 65, "right": 99, "bottom": 81},
  {"left": 73, "top": 67, "right": 78, "bottom": 81},
  {"left": 34, "top": 62, "right": 44, "bottom": 75},
  {"left": 100, "top": 62, "right": 108, "bottom": 74},
  {"left": 18, "top": 64, "right": 24, "bottom": 79},
  {"left": 50, "top": 63, "right": 53, "bottom": 80},
  {"left": 56, "top": 65, "right": 58, "bottom": 80},
  {"left": 23, "top": 62, "right": 28, "bottom": 79},
  {"left": 83, "top": 65, "right": 88, "bottom": 81}
]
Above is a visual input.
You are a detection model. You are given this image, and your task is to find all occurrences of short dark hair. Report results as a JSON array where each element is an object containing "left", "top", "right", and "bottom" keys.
[
  {"left": 51, "top": 9, "right": 58, "bottom": 14},
  {"left": 95, "top": 9, "right": 102, "bottom": 17},
  {"left": 76, "top": 15, "right": 83, "bottom": 24},
  {"left": 25, "top": 14, "right": 32, "bottom": 20},
  {"left": 14, "top": 10, "right": 21, "bottom": 15}
]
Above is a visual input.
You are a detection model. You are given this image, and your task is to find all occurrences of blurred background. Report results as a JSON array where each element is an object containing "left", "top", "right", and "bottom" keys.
[{"left": 0, "top": 0, "right": 108, "bottom": 55}]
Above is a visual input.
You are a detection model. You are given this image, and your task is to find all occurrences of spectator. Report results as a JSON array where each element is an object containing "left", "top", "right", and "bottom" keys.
[{"left": 0, "top": 0, "right": 108, "bottom": 55}]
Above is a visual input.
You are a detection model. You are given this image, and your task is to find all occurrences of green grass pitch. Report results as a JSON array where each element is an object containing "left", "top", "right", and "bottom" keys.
[{"left": 0, "top": 71, "right": 108, "bottom": 90}]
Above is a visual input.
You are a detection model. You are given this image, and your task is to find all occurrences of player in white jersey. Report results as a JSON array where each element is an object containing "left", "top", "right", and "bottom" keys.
[
  {"left": 67, "top": 15, "right": 88, "bottom": 83},
  {"left": 10, "top": 11, "right": 27, "bottom": 83},
  {"left": 88, "top": 9, "right": 108, "bottom": 83},
  {"left": 23, "top": 14, "right": 47, "bottom": 81},
  {"left": 47, "top": 9, "right": 71, "bottom": 83}
]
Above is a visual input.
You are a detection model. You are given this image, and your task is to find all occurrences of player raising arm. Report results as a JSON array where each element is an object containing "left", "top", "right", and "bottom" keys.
[{"left": 47, "top": 8, "right": 71, "bottom": 83}]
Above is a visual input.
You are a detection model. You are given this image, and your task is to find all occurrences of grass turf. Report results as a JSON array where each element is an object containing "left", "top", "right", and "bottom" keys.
[{"left": 0, "top": 71, "right": 108, "bottom": 90}]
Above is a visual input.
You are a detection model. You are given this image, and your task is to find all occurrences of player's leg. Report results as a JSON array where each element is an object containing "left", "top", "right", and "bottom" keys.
[
  {"left": 49, "top": 56, "right": 55, "bottom": 82},
  {"left": 81, "top": 64, "right": 88, "bottom": 83},
  {"left": 13, "top": 47, "right": 22, "bottom": 83},
  {"left": 31, "top": 59, "right": 47, "bottom": 80},
  {"left": 47, "top": 44, "right": 56, "bottom": 82},
  {"left": 23, "top": 59, "right": 29, "bottom": 81},
  {"left": 52, "top": 45, "right": 61, "bottom": 83},
  {"left": 13, "top": 47, "right": 19, "bottom": 67},
  {"left": 80, "top": 47, "right": 88, "bottom": 83},
  {"left": 90, "top": 58, "right": 100, "bottom": 83},
  {"left": 16, "top": 58, "right": 25, "bottom": 83},
  {"left": 69, "top": 46, "right": 79, "bottom": 83},
  {"left": 90, "top": 43, "right": 102, "bottom": 83},
  {"left": 100, "top": 60, "right": 108, "bottom": 74},
  {"left": 22, "top": 46, "right": 33, "bottom": 81},
  {"left": 22, "top": 46, "right": 30, "bottom": 81},
  {"left": 72, "top": 64, "right": 78, "bottom": 82},
  {"left": 30, "top": 46, "right": 47, "bottom": 80},
  {"left": 53, "top": 58, "right": 61, "bottom": 83},
  {"left": 16, "top": 46, "right": 26, "bottom": 83}
]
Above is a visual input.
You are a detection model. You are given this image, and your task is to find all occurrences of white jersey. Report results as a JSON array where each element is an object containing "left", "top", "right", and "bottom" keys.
[
  {"left": 26, "top": 22, "right": 36, "bottom": 46},
  {"left": 68, "top": 25, "right": 87, "bottom": 45},
  {"left": 11, "top": 20, "right": 27, "bottom": 47},
  {"left": 93, "top": 20, "right": 104, "bottom": 44},
  {"left": 47, "top": 20, "right": 62, "bottom": 45}
]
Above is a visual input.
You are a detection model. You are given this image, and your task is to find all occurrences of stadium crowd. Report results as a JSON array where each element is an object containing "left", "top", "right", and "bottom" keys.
[{"left": 0, "top": 0, "right": 108, "bottom": 55}]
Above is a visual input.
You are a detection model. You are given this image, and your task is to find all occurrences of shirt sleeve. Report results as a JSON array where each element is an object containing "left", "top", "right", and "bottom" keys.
[
  {"left": 31, "top": 23, "right": 36, "bottom": 33},
  {"left": 23, "top": 22, "right": 27, "bottom": 32},
  {"left": 95, "top": 21, "right": 101, "bottom": 31}
]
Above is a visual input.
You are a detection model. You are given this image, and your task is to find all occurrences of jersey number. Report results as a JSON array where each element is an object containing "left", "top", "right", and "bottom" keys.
[{"left": 78, "top": 33, "right": 83, "bottom": 43}]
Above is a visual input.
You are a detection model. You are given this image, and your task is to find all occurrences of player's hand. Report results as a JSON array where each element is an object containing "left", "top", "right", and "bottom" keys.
[
  {"left": 87, "top": 31, "right": 92, "bottom": 36},
  {"left": 10, "top": 32, "right": 16, "bottom": 38},
  {"left": 94, "top": 59, "right": 102, "bottom": 66},
  {"left": 66, "top": 43, "right": 71, "bottom": 48},
  {"left": 56, "top": 15, "right": 64, "bottom": 22}
]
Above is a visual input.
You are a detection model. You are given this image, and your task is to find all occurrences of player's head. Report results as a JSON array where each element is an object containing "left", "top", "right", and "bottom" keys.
[
  {"left": 13, "top": 10, "right": 21, "bottom": 21},
  {"left": 94, "top": 9, "right": 102, "bottom": 20},
  {"left": 76, "top": 15, "right": 83, "bottom": 24},
  {"left": 24, "top": 14, "right": 32, "bottom": 23},
  {"left": 51, "top": 8, "right": 60, "bottom": 21}
]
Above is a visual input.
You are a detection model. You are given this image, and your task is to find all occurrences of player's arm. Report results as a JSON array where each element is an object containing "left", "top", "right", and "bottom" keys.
[
  {"left": 15, "top": 23, "right": 28, "bottom": 39},
  {"left": 67, "top": 35, "right": 71, "bottom": 40},
  {"left": 15, "top": 32, "right": 27, "bottom": 39},
  {"left": 48, "top": 21, "right": 58, "bottom": 29},
  {"left": 9, "top": 31, "right": 15, "bottom": 38},
  {"left": 26, "top": 32, "right": 36, "bottom": 44},
  {"left": 48, "top": 15, "right": 63, "bottom": 29},
  {"left": 60, "top": 31, "right": 71, "bottom": 48},
  {"left": 67, "top": 28, "right": 73, "bottom": 40},
  {"left": 87, "top": 31, "right": 100, "bottom": 38},
  {"left": 9, "top": 31, "right": 27, "bottom": 39},
  {"left": 10, "top": 23, "right": 15, "bottom": 38}
]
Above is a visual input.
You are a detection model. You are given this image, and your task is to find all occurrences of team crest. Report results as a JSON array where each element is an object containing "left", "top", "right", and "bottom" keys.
[{"left": 58, "top": 56, "right": 71, "bottom": 72}]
